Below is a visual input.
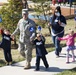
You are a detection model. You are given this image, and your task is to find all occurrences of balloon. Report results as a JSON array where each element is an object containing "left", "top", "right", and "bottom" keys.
[{"left": 37, "top": 26, "right": 41, "bottom": 31}]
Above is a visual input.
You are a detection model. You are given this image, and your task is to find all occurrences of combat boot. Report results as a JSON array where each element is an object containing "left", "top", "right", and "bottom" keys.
[{"left": 24, "top": 62, "right": 31, "bottom": 69}]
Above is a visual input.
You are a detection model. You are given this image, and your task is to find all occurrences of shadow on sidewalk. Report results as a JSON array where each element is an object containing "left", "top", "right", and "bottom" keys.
[
  {"left": 11, "top": 63, "right": 24, "bottom": 67},
  {"left": 10, "top": 63, "right": 67, "bottom": 72},
  {"left": 31, "top": 66, "right": 67, "bottom": 72},
  {"left": 45, "top": 67, "right": 67, "bottom": 72}
]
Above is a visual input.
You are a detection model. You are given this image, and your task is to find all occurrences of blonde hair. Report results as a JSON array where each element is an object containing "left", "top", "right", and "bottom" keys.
[{"left": 68, "top": 29, "right": 74, "bottom": 35}]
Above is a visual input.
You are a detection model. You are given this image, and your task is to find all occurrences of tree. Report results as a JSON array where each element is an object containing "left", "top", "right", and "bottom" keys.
[
  {"left": 29, "top": 0, "right": 52, "bottom": 34},
  {"left": 29, "top": 0, "right": 52, "bottom": 24},
  {"left": 0, "top": 0, "right": 23, "bottom": 48},
  {"left": 22, "top": 0, "right": 28, "bottom": 9},
  {"left": 0, "top": 0, "right": 23, "bottom": 32}
]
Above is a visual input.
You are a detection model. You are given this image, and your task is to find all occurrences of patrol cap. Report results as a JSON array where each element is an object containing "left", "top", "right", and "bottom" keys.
[{"left": 22, "top": 9, "right": 28, "bottom": 15}]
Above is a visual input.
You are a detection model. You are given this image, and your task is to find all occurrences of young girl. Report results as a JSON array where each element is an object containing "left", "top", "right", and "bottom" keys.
[
  {"left": 0, "top": 28, "right": 13, "bottom": 65},
  {"left": 58, "top": 29, "right": 76, "bottom": 63},
  {"left": 32, "top": 33, "right": 49, "bottom": 71}
]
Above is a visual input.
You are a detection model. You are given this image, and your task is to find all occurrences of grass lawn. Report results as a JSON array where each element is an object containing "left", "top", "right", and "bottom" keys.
[
  {"left": 0, "top": 19, "right": 76, "bottom": 74},
  {"left": 56, "top": 68, "right": 76, "bottom": 75}
]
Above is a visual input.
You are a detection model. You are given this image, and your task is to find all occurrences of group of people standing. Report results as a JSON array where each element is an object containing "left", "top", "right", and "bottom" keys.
[{"left": 0, "top": 6, "right": 76, "bottom": 71}]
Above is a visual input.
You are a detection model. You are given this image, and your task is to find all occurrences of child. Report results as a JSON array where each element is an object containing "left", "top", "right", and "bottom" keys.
[
  {"left": 58, "top": 29, "right": 76, "bottom": 63},
  {"left": 32, "top": 33, "right": 49, "bottom": 71},
  {"left": 0, "top": 28, "right": 13, "bottom": 65}
]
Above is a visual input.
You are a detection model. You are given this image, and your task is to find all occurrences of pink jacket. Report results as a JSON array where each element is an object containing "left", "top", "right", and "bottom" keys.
[{"left": 58, "top": 33, "right": 76, "bottom": 46}]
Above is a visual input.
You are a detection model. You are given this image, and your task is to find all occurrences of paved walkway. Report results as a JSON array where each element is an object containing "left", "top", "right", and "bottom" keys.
[{"left": 0, "top": 47, "right": 76, "bottom": 75}]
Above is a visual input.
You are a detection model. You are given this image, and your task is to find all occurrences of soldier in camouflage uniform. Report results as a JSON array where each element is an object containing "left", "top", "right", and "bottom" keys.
[{"left": 11, "top": 9, "right": 36, "bottom": 69}]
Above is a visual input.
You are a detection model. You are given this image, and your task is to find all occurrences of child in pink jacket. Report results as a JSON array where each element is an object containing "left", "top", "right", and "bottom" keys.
[{"left": 58, "top": 29, "right": 76, "bottom": 63}]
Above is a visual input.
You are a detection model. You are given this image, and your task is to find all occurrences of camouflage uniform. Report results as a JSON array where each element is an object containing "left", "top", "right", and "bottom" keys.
[{"left": 12, "top": 18, "right": 36, "bottom": 69}]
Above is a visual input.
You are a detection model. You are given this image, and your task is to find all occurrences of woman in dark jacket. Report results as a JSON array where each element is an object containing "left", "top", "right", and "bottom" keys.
[{"left": 48, "top": 6, "right": 67, "bottom": 57}]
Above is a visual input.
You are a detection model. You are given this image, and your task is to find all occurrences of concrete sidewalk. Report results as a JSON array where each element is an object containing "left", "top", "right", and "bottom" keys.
[{"left": 0, "top": 47, "right": 76, "bottom": 75}]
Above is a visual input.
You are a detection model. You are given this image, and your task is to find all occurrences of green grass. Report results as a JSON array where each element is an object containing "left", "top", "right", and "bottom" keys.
[
  {"left": 0, "top": 49, "right": 25, "bottom": 66},
  {"left": 56, "top": 68, "right": 76, "bottom": 75}
]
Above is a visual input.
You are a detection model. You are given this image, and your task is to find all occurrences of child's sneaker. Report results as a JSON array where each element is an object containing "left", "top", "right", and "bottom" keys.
[
  {"left": 34, "top": 69, "right": 39, "bottom": 71},
  {"left": 66, "top": 62, "right": 69, "bottom": 64},
  {"left": 45, "top": 65, "right": 49, "bottom": 71},
  {"left": 46, "top": 65, "right": 49, "bottom": 69}
]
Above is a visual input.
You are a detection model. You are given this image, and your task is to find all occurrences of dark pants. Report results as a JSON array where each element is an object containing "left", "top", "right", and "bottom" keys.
[
  {"left": 52, "top": 31, "right": 64, "bottom": 56},
  {"left": 0, "top": 43, "right": 12, "bottom": 62},
  {"left": 35, "top": 55, "right": 49, "bottom": 70},
  {"left": 3, "top": 48, "right": 12, "bottom": 62}
]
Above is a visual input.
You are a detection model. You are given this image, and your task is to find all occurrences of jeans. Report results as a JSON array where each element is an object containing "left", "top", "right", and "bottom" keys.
[{"left": 52, "top": 31, "right": 64, "bottom": 56}]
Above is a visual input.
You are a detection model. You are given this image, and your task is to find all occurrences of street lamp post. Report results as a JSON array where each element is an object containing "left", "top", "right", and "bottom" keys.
[{"left": 22, "top": 0, "right": 28, "bottom": 9}]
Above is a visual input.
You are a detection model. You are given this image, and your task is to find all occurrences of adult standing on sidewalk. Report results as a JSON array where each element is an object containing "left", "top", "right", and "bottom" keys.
[
  {"left": 48, "top": 6, "right": 66, "bottom": 57},
  {"left": 11, "top": 9, "right": 36, "bottom": 69}
]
